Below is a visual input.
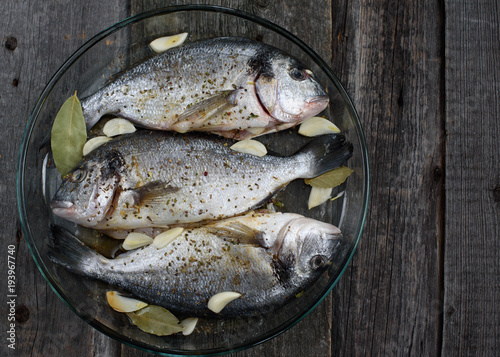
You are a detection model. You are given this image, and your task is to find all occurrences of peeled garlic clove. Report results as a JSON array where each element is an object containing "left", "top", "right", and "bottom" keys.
[
  {"left": 106, "top": 291, "right": 148, "bottom": 312},
  {"left": 207, "top": 291, "right": 242, "bottom": 313},
  {"left": 103, "top": 118, "right": 136, "bottom": 137},
  {"left": 150, "top": 32, "right": 188, "bottom": 53},
  {"left": 298, "top": 117, "right": 341, "bottom": 137},
  {"left": 83, "top": 136, "right": 112, "bottom": 156},
  {"left": 153, "top": 227, "right": 184, "bottom": 249},
  {"left": 230, "top": 139, "right": 267, "bottom": 157},
  {"left": 245, "top": 127, "right": 266, "bottom": 135},
  {"left": 180, "top": 317, "right": 198, "bottom": 336},
  {"left": 308, "top": 186, "right": 333, "bottom": 209},
  {"left": 122, "top": 232, "right": 153, "bottom": 250}
]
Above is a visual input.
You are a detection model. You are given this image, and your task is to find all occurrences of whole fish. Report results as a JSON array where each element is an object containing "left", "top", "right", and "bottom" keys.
[
  {"left": 50, "top": 130, "right": 352, "bottom": 230},
  {"left": 81, "top": 37, "right": 329, "bottom": 139},
  {"left": 48, "top": 211, "right": 343, "bottom": 317}
]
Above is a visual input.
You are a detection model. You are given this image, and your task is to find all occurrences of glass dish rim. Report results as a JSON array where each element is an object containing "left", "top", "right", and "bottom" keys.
[{"left": 16, "top": 4, "right": 370, "bottom": 356}]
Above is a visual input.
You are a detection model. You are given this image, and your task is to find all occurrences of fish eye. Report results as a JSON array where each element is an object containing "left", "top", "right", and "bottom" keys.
[
  {"left": 310, "top": 255, "right": 328, "bottom": 270},
  {"left": 69, "top": 168, "right": 86, "bottom": 183},
  {"left": 289, "top": 68, "right": 307, "bottom": 81}
]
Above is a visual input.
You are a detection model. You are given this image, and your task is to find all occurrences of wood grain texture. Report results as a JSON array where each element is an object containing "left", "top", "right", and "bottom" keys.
[
  {"left": 442, "top": 0, "right": 500, "bottom": 355},
  {"left": 329, "top": 0, "right": 444, "bottom": 355},
  {"left": 0, "top": 1, "right": 127, "bottom": 356},
  {"left": 1, "top": 0, "right": 499, "bottom": 356}
]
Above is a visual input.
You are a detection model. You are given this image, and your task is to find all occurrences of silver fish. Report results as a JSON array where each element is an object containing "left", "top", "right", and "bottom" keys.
[
  {"left": 48, "top": 211, "right": 343, "bottom": 317},
  {"left": 81, "top": 37, "right": 329, "bottom": 139},
  {"left": 50, "top": 131, "right": 352, "bottom": 230}
]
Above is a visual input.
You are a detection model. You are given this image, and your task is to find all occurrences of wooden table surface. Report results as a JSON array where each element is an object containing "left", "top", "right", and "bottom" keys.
[{"left": 2, "top": 0, "right": 499, "bottom": 356}]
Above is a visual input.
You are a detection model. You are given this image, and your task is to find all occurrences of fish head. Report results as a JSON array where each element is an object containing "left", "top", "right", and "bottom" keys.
[
  {"left": 255, "top": 56, "right": 329, "bottom": 124},
  {"left": 275, "top": 217, "right": 342, "bottom": 280},
  {"left": 50, "top": 151, "right": 123, "bottom": 227}
]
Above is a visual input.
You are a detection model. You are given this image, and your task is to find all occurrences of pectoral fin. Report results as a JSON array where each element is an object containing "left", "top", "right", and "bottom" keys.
[
  {"left": 205, "top": 221, "right": 268, "bottom": 248},
  {"left": 129, "top": 181, "right": 180, "bottom": 206},
  {"left": 172, "top": 90, "right": 239, "bottom": 132}
]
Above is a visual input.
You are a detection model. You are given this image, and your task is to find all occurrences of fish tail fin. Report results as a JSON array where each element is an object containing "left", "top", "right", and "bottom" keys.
[
  {"left": 298, "top": 134, "right": 353, "bottom": 178},
  {"left": 48, "top": 225, "right": 105, "bottom": 277},
  {"left": 81, "top": 93, "right": 105, "bottom": 130}
]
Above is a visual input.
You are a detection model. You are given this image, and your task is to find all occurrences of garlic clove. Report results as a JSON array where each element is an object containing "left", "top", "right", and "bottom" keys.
[
  {"left": 230, "top": 139, "right": 267, "bottom": 157},
  {"left": 245, "top": 127, "right": 266, "bottom": 135},
  {"left": 153, "top": 227, "right": 184, "bottom": 249},
  {"left": 298, "top": 117, "right": 340, "bottom": 137},
  {"left": 207, "top": 291, "right": 242, "bottom": 313},
  {"left": 122, "top": 232, "right": 153, "bottom": 250},
  {"left": 103, "top": 118, "right": 136, "bottom": 137},
  {"left": 83, "top": 136, "right": 112, "bottom": 156},
  {"left": 106, "top": 291, "right": 148, "bottom": 312},
  {"left": 180, "top": 317, "right": 198, "bottom": 336},
  {"left": 308, "top": 186, "right": 333, "bottom": 209},
  {"left": 150, "top": 33, "right": 188, "bottom": 53}
]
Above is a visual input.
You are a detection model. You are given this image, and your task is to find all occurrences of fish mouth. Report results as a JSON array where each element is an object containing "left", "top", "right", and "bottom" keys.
[
  {"left": 290, "top": 94, "right": 329, "bottom": 121},
  {"left": 306, "top": 95, "right": 329, "bottom": 106},
  {"left": 304, "top": 94, "right": 329, "bottom": 112},
  {"left": 50, "top": 200, "right": 76, "bottom": 220}
]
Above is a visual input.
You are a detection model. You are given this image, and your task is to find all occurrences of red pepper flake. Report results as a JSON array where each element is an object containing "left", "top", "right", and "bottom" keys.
[{"left": 203, "top": 171, "right": 208, "bottom": 176}]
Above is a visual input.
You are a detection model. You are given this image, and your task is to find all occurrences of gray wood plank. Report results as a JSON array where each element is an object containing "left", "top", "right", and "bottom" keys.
[
  {"left": 329, "top": 1, "right": 444, "bottom": 355},
  {"left": 443, "top": 1, "right": 500, "bottom": 355},
  {"left": 0, "top": 1, "right": 127, "bottom": 356}
]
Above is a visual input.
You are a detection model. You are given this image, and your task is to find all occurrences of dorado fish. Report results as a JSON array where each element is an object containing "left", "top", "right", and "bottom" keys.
[
  {"left": 81, "top": 37, "right": 329, "bottom": 139},
  {"left": 50, "top": 130, "right": 352, "bottom": 230},
  {"left": 48, "top": 211, "right": 343, "bottom": 317}
]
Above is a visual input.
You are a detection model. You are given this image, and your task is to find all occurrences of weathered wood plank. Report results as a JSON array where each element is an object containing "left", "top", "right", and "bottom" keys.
[
  {"left": 0, "top": 1, "right": 126, "bottom": 356},
  {"left": 329, "top": 1, "right": 444, "bottom": 355},
  {"left": 443, "top": 1, "right": 500, "bottom": 355}
]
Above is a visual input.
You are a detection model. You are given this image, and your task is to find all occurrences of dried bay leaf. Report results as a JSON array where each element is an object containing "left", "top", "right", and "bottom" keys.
[
  {"left": 305, "top": 166, "right": 354, "bottom": 188},
  {"left": 126, "top": 306, "right": 184, "bottom": 336},
  {"left": 51, "top": 92, "right": 87, "bottom": 176}
]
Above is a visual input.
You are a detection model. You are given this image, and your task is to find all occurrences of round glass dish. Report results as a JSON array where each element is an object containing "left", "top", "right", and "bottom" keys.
[{"left": 17, "top": 5, "right": 369, "bottom": 356}]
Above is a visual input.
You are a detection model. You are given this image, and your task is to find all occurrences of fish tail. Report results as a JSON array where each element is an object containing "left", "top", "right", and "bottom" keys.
[
  {"left": 48, "top": 225, "right": 105, "bottom": 277},
  {"left": 298, "top": 134, "right": 353, "bottom": 178},
  {"left": 81, "top": 93, "right": 104, "bottom": 130}
]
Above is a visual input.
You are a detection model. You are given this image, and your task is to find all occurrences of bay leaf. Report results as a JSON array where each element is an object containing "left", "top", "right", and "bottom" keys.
[
  {"left": 51, "top": 92, "right": 87, "bottom": 176},
  {"left": 126, "top": 305, "right": 184, "bottom": 336},
  {"left": 304, "top": 166, "right": 354, "bottom": 188}
]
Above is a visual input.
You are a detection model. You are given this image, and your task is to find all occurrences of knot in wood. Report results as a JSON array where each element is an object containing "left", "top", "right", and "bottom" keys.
[
  {"left": 493, "top": 184, "right": 500, "bottom": 203},
  {"left": 15, "top": 305, "right": 30, "bottom": 324},
  {"left": 5, "top": 36, "right": 18, "bottom": 51},
  {"left": 433, "top": 167, "right": 443, "bottom": 181}
]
